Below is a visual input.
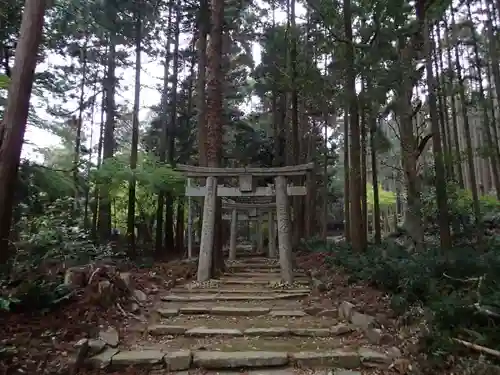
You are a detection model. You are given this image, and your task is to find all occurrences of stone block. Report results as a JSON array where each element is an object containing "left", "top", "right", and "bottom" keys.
[
  {"left": 186, "top": 328, "right": 243, "bottom": 337},
  {"left": 243, "top": 327, "right": 290, "bottom": 336},
  {"left": 163, "top": 350, "right": 192, "bottom": 371},
  {"left": 193, "top": 351, "right": 289, "bottom": 369}
]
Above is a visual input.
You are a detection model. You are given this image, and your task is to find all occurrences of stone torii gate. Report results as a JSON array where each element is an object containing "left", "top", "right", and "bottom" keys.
[
  {"left": 221, "top": 201, "right": 277, "bottom": 260},
  {"left": 176, "top": 163, "right": 314, "bottom": 284}
]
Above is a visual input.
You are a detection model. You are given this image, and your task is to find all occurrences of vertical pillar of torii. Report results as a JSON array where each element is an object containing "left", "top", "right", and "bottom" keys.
[
  {"left": 229, "top": 208, "right": 237, "bottom": 260},
  {"left": 268, "top": 211, "right": 276, "bottom": 258},
  {"left": 275, "top": 176, "right": 293, "bottom": 283},
  {"left": 257, "top": 212, "right": 264, "bottom": 253},
  {"left": 187, "top": 178, "right": 193, "bottom": 259}
]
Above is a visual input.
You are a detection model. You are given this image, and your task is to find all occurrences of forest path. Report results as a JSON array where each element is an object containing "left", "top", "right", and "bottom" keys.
[{"left": 86, "top": 250, "right": 398, "bottom": 374}]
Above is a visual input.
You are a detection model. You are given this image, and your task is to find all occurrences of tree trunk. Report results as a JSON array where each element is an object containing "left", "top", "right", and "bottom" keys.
[
  {"left": 0, "top": 0, "right": 47, "bottom": 264},
  {"left": 126, "top": 3, "right": 142, "bottom": 257},
  {"left": 98, "top": 30, "right": 117, "bottom": 242},
  {"left": 423, "top": 20, "right": 451, "bottom": 249}
]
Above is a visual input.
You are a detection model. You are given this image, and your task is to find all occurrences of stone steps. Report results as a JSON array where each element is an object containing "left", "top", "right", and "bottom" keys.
[
  {"left": 161, "top": 292, "right": 309, "bottom": 302},
  {"left": 147, "top": 324, "right": 355, "bottom": 338},
  {"left": 86, "top": 348, "right": 388, "bottom": 371},
  {"left": 156, "top": 306, "right": 317, "bottom": 317},
  {"left": 170, "top": 369, "right": 360, "bottom": 375},
  {"left": 226, "top": 272, "right": 308, "bottom": 278},
  {"left": 170, "top": 288, "right": 311, "bottom": 294},
  {"left": 218, "top": 278, "right": 309, "bottom": 285}
]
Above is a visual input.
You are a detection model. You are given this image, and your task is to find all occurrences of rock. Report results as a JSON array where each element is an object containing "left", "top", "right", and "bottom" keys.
[
  {"left": 210, "top": 306, "right": 270, "bottom": 316},
  {"left": 164, "top": 350, "right": 192, "bottom": 371},
  {"left": 87, "top": 339, "right": 106, "bottom": 354},
  {"left": 303, "top": 306, "right": 324, "bottom": 316},
  {"left": 291, "top": 328, "right": 332, "bottom": 337},
  {"left": 387, "top": 347, "right": 402, "bottom": 359},
  {"left": 99, "top": 326, "right": 119, "bottom": 347},
  {"left": 338, "top": 301, "right": 355, "bottom": 321},
  {"left": 358, "top": 348, "right": 390, "bottom": 368},
  {"left": 243, "top": 327, "right": 290, "bottom": 336},
  {"left": 269, "top": 310, "right": 306, "bottom": 317},
  {"left": 148, "top": 325, "right": 188, "bottom": 335},
  {"left": 133, "top": 289, "right": 148, "bottom": 302},
  {"left": 331, "top": 371, "right": 361, "bottom": 375},
  {"left": 179, "top": 306, "right": 211, "bottom": 314},
  {"left": 311, "top": 277, "right": 327, "bottom": 292},
  {"left": 118, "top": 272, "right": 133, "bottom": 288},
  {"left": 157, "top": 308, "right": 179, "bottom": 317},
  {"left": 130, "top": 303, "right": 140, "bottom": 314},
  {"left": 111, "top": 350, "right": 165, "bottom": 368},
  {"left": 318, "top": 309, "right": 337, "bottom": 317},
  {"left": 87, "top": 348, "right": 118, "bottom": 369},
  {"left": 365, "top": 328, "right": 382, "bottom": 344},
  {"left": 351, "top": 312, "right": 376, "bottom": 330},
  {"left": 97, "top": 280, "right": 114, "bottom": 306},
  {"left": 186, "top": 328, "right": 243, "bottom": 337},
  {"left": 192, "top": 351, "right": 289, "bottom": 368},
  {"left": 330, "top": 323, "right": 354, "bottom": 336},
  {"left": 64, "top": 265, "right": 91, "bottom": 288},
  {"left": 291, "top": 350, "right": 361, "bottom": 368}
]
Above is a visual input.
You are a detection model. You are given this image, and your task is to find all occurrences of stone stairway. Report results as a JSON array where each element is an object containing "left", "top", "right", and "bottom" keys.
[{"left": 86, "top": 254, "right": 393, "bottom": 374}]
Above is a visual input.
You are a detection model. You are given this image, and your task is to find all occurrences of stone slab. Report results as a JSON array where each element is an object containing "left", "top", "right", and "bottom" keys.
[
  {"left": 193, "top": 351, "right": 289, "bottom": 369},
  {"left": 186, "top": 328, "right": 243, "bottom": 337},
  {"left": 87, "top": 348, "right": 118, "bottom": 369},
  {"left": 243, "top": 327, "right": 290, "bottom": 336},
  {"left": 291, "top": 328, "right": 332, "bottom": 337},
  {"left": 111, "top": 350, "right": 165, "bottom": 367},
  {"left": 156, "top": 308, "right": 180, "bottom": 317},
  {"left": 290, "top": 351, "right": 361, "bottom": 369},
  {"left": 210, "top": 306, "right": 270, "bottom": 316},
  {"left": 172, "top": 288, "right": 311, "bottom": 294},
  {"left": 148, "top": 325, "right": 188, "bottom": 336},
  {"left": 163, "top": 350, "right": 192, "bottom": 371},
  {"left": 269, "top": 310, "right": 307, "bottom": 317},
  {"left": 162, "top": 294, "right": 306, "bottom": 302},
  {"left": 179, "top": 306, "right": 212, "bottom": 314},
  {"left": 358, "top": 348, "right": 390, "bottom": 367}
]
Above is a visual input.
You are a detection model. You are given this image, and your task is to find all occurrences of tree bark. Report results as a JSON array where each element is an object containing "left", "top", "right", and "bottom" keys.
[{"left": 0, "top": 0, "right": 47, "bottom": 264}]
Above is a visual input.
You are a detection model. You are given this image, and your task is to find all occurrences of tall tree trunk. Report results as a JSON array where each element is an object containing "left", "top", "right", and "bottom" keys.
[
  {"left": 73, "top": 38, "right": 88, "bottom": 207},
  {"left": 343, "top": 0, "right": 363, "bottom": 250},
  {"left": 92, "top": 88, "right": 106, "bottom": 241},
  {"left": 343, "top": 107, "right": 350, "bottom": 241},
  {"left": 164, "top": 1, "right": 181, "bottom": 254},
  {"left": 452, "top": 10, "right": 481, "bottom": 226},
  {"left": 423, "top": 19, "right": 451, "bottom": 249},
  {"left": 197, "top": 0, "right": 209, "bottom": 167},
  {"left": 0, "top": 0, "right": 47, "bottom": 264},
  {"left": 205, "top": 0, "right": 225, "bottom": 276},
  {"left": 126, "top": 3, "right": 142, "bottom": 257},
  {"left": 98, "top": 30, "right": 117, "bottom": 242},
  {"left": 155, "top": 4, "right": 173, "bottom": 258},
  {"left": 443, "top": 18, "right": 464, "bottom": 188}
]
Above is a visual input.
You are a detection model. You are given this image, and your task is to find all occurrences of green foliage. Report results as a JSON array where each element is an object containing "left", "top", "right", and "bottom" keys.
[
  {"left": 366, "top": 183, "right": 397, "bottom": 208},
  {"left": 302, "top": 238, "right": 500, "bottom": 354}
]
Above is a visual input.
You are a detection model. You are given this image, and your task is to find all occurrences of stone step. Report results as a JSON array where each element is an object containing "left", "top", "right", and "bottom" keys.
[
  {"left": 156, "top": 306, "right": 325, "bottom": 317},
  {"left": 219, "top": 278, "right": 309, "bottom": 285},
  {"left": 147, "top": 325, "right": 355, "bottom": 338},
  {"left": 171, "top": 288, "right": 311, "bottom": 294},
  {"left": 160, "top": 292, "right": 308, "bottom": 302},
  {"left": 226, "top": 272, "right": 307, "bottom": 278},
  {"left": 169, "top": 369, "right": 360, "bottom": 375},
  {"left": 228, "top": 263, "right": 280, "bottom": 269},
  {"left": 87, "top": 348, "right": 389, "bottom": 371}
]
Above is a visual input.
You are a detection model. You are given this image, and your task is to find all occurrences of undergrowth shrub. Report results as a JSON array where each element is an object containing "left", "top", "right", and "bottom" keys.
[
  {"left": 301, "top": 238, "right": 500, "bottom": 353},
  {"left": 0, "top": 197, "right": 125, "bottom": 313}
]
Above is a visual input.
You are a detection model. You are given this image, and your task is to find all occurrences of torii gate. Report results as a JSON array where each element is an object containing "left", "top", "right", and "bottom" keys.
[{"left": 177, "top": 162, "right": 314, "bottom": 283}]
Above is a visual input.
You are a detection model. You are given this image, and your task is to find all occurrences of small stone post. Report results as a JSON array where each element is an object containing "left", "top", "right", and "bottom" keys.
[
  {"left": 268, "top": 211, "right": 276, "bottom": 258},
  {"left": 257, "top": 213, "right": 264, "bottom": 253},
  {"left": 229, "top": 208, "right": 238, "bottom": 260},
  {"left": 197, "top": 176, "right": 217, "bottom": 282},
  {"left": 275, "top": 176, "right": 294, "bottom": 283},
  {"left": 187, "top": 178, "right": 193, "bottom": 259}
]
